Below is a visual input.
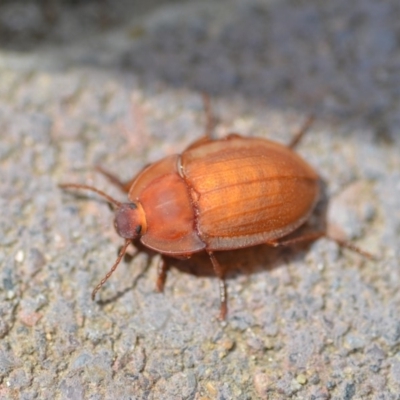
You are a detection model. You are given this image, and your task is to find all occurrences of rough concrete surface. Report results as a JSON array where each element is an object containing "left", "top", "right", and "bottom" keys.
[{"left": 0, "top": 0, "right": 399, "bottom": 399}]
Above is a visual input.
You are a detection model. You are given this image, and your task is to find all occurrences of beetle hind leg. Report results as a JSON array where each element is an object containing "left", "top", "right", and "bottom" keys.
[
  {"left": 202, "top": 93, "right": 217, "bottom": 139},
  {"left": 207, "top": 251, "right": 228, "bottom": 321},
  {"left": 287, "top": 115, "right": 315, "bottom": 149},
  {"left": 266, "top": 231, "right": 325, "bottom": 247},
  {"left": 266, "top": 231, "right": 376, "bottom": 260}
]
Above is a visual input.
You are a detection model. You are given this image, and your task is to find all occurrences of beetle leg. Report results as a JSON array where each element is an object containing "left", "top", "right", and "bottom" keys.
[
  {"left": 207, "top": 251, "right": 228, "bottom": 321},
  {"left": 266, "top": 231, "right": 325, "bottom": 247},
  {"left": 266, "top": 232, "right": 376, "bottom": 260},
  {"left": 182, "top": 94, "right": 217, "bottom": 150},
  {"left": 324, "top": 235, "right": 377, "bottom": 260},
  {"left": 95, "top": 165, "right": 136, "bottom": 193},
  {"left": 287, "top": 115, "right": 315, "bottom": 149},
  {"left": 202, "top": 93, "right": 216, "bottom": 139},
  {"left": 186, "top": 94, "right": 234, "bottom": 151},
  {"left": 156, "top": 256, "right": 171, "bottom": 292}
]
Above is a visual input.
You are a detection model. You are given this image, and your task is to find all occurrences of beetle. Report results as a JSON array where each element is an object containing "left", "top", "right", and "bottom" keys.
[{"left": 60, "top": 98, "right": 372, "bottom": 319}]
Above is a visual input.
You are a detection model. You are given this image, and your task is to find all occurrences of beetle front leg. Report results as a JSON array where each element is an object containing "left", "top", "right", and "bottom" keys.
[
  {"left": 156, "top": 256, "right": 171, "bottom": 292},
  {"left": 95, "top": 165, "right": 137, "bottom": 193},
  {"left": 207, "top": 251, "right": 228, "bottom": 321}
]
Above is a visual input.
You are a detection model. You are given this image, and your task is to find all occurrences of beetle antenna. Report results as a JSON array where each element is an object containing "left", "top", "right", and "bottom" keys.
[
  {"left": 59, "top": 183, "right": 122, "bottom": 207},
  {"left": 91, "top": 239, "right": 131, "bottom": 300}
]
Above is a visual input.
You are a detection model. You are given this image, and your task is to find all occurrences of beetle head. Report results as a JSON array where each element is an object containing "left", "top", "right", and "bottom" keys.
[
  {"left": 114, "top": 202, "right": 147, "bottom": 240},
  {"left": 59, "top": 183, "right": 150, "bottom": 300}
]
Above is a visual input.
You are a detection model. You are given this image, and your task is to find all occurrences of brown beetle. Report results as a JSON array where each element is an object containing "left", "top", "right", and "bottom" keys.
[{"left": 60, "top": 99, "right": 372, "bottom": 319}]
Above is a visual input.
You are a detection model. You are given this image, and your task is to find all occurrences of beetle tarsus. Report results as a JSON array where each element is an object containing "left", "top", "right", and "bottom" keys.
[
  {"left": 325, "top": 234, "right": 377, "bottom": 261},
  {"left": 218, "top": 279, "right": 228, "bottom": 321},
  {"left": 207, "top": 251, "right": 228, "bottom": 320},
  {"left": 267, "top": 231, "right": 377, "bottom": 261}
]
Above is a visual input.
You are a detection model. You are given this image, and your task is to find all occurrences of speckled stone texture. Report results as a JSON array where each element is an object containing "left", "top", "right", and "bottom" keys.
[{"left": 0, "top": 0, "right": 399, "bottom": 399}]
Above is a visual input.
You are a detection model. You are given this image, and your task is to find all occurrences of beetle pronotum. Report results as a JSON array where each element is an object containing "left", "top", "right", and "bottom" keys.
[{"left": 60, "top": 96, "right": 374, "bottom": 320}]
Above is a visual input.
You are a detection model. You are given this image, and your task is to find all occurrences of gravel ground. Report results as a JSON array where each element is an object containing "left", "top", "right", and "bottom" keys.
[{"left": 0, "top": 1, "right": 399, "bottom": 399}]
